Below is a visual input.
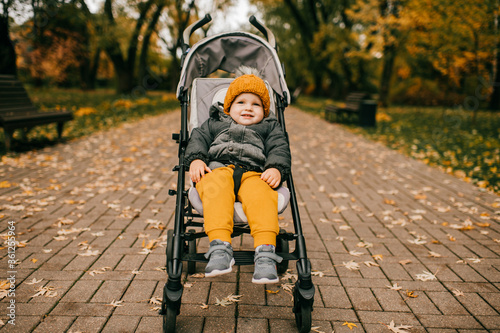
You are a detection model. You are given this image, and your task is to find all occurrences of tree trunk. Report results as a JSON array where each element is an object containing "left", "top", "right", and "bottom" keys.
[
  {"left": 379, "top": 43, "right": 397, "bottom": 107},
  {"left": 489, "top": 40, "right": 500, "bottom": 110},
  {"left": 138, "top": 4, "right": 164, "bottom": 87},
  {"left": 0, "top": 15, "right": 17, "bottom": 75}
]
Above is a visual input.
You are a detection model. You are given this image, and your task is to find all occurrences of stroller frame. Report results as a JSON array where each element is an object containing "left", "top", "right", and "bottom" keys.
[{"left": 160, "top": 14, "right": 315, "bottom": 333}]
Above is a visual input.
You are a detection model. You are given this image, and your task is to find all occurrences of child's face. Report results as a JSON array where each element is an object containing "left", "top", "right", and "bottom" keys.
[{"left": 229, "top": 93, "right": 264, "bottom": 126}]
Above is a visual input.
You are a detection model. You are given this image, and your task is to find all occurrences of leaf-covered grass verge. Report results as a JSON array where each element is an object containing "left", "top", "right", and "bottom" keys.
[
  {"left": 294, "top": 97, "right": 500, "bottom": 194},
  {"left": 0, "top": 88, "right": 179, "bottom": 155}
]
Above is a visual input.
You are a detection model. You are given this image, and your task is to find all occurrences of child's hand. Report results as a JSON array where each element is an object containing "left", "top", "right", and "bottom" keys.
[
  {"left": 261, "top": 168, "right": 281, "bottom": 188},
  {"left": 189, "top": 159, "right": 211, "bottom": 183}
]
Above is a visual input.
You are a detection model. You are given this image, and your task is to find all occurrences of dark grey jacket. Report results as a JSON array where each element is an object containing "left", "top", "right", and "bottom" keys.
[{"left": 185, "top": 103, "right": 291, "bottom": 181}]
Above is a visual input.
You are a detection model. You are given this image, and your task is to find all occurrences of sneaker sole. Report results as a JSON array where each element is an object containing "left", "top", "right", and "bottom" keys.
[
  {"left": 205, "top": 258, "right": 235, "bottom": 277},
  {"left": 252, "top": 277, "right": 279, "bottom": 284}
]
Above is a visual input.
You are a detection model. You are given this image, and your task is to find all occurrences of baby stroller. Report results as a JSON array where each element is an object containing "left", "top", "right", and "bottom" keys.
[{"left": 160, "top": 14, "right": 315, "bottom": 333}]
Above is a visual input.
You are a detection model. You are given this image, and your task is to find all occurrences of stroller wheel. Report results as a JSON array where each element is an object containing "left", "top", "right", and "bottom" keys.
[
  {"left": 293, "top": 287, "right": 312, "bottom": 333},
  {"left": 163, "top": 306, "right": 177, "bottom": 333},
  {"left": 276, "top": 229, "right": 289, "bottom": 274},
  {"left": 187, "top": 229, "right": 197, "bottom": 274}
]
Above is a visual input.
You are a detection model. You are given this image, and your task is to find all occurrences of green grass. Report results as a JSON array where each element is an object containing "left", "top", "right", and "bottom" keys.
[
  {"left": 294, "top": 97, "right": 500, "bottom": 194},
  {"left": 1, "top": 88, "right": 179, "bottom": 155}
]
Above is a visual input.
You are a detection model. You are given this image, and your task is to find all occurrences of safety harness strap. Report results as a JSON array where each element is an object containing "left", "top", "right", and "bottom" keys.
[{"left": 232, "top": 165, "right": 245, "bottom": 197}]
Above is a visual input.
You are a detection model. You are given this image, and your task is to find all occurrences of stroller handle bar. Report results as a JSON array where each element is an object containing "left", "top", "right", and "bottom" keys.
[
  {"left": 182, "top": 14, "right": 212, "bottom": 52},
  {"left": 181, "top": 14, "right": 278, "bottom": 52},
  {"left": 249, "top": 15, "right": 276, "bottom": 49}
]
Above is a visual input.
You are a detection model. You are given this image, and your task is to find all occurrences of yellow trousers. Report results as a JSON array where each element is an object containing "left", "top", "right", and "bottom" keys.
[{"left": 196, "top": 166, "right": 279, "bottom": 247}]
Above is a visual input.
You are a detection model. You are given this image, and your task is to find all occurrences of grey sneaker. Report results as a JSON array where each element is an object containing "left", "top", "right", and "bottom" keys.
[
  {"left": 204, "top": 240, "right": 235, "bottom": 277},
  {"left": 252, "top": 245, "right": 283, "bottom": 284}
]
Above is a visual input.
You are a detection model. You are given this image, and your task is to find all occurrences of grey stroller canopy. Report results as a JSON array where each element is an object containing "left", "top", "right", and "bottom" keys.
[{"left": 176, "top": 31, "right": 291, "bottom": 105}]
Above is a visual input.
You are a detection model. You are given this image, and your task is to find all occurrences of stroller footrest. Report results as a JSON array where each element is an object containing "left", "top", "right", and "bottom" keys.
[{"left": 183, "top": 250, "right": 297, "bottom": 266}]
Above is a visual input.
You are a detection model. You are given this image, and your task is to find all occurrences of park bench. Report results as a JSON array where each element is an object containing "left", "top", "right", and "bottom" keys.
[
  {"left": 324, "top": 92, "right": 377, "bottom": 127},
  {"left": 0, "top": 74, "right": 73, "bottom": 151}
]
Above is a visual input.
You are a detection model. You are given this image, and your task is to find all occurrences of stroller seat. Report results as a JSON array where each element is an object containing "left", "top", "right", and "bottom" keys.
[
  {"left": 188, "top": 185, "right": 290, "bottom": 223},
  {"left": 188, "top": 76, "right": 290, "bottom": 223}
]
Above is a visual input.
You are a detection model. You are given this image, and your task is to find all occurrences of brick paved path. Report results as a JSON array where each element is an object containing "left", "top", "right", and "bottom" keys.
[{"left": 1, "top": 107, "right": 499, "bottom": 332}]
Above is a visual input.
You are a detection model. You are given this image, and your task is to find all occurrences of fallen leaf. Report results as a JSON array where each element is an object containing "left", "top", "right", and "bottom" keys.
[
  {"left": 266, "top": 289, "right": 280, "bottom": 294},
  {"left": 357, "top": 241, "right": 373, "bottom": 248},
  {"left": 399, "top": 259, "right": 412, "bottom": 265},
  {"left": 342, "top": 321, "right": 357, "bottom": 330},
  {"left": 342, "top": 260, "right": 360, "bottom": 271},
  {"left": 415, "top": 271, "right": 437, "bottom": 281},
  {"left": 452, "top": 289, "right": 464, "bottom": 297},
  {"left": 372, "top": 254, "right": 384, "bottom": 261},
  {"left": 190, "top": 273, "right": 205, "bottom": 278},
  {"left": 149, "top": 297, "right": 162, "bottom": 305},
  {"left": 385, "top": 320, "right": 413, "bottom": 333},
  {"left": 467, "top": 257, "right": 482, "bottom": 264},
  {"left": 364, "top": 261, "right": 380, "bottom": 267},
  {"left": 138, "top": 248, "right": 153, "bottom": 255},
  {"left": 25, "top": 278, "right": 43, "bottom": 285},
  {"left": 107, "top": 300, "right": 124, "bottom": 307},
  {"left": 405, "top": 290, "right": 418, "bottom": 298},
  {"left": 131, "top": 270, "right": 142, "bottom": 275},
  {"left": 215, "top": 297, "right": 232, "bottom": 307},
  {"left": 349, "top": 250, "right": 364, "bottom": 257},
  {"left": 383, "top": 197, "right": 396, "bottom": 206},
  {"left": 311, "top": 270, "right": 325, "bottom": 277},
  {"left": 200, "top": 303, "right": 209, "bottom": 309},
  {"left": 31, "top": 285, "right": 57, "bottom": 298},
  {"left": 386, "top": 283, "right": 402, "bottom": 290},
  {"left": 311, "top": 326, "right": 326, "bottom": 333},
  {"left": 428, "top": 251, "right": 442, "bottom": 258}
]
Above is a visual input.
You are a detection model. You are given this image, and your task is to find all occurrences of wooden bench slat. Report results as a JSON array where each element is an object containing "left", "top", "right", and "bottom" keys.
[{"left": 0, "top": 75, "right": 73, "bottom": 151}]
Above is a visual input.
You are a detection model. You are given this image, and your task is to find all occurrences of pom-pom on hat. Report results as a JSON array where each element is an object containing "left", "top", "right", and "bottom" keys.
[{"left": 223, "top": 74, "right": 271, "bottom": 117}]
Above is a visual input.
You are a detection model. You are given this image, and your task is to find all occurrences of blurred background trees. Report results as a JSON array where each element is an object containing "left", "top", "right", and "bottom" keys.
[{"left": 1, "top": 0, "right": 499, "bottom": 109}]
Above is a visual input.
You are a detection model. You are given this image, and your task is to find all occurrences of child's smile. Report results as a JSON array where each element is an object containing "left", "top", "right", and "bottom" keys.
[{"left": 229, "top": 93, "right": 265, "bottom": 126}]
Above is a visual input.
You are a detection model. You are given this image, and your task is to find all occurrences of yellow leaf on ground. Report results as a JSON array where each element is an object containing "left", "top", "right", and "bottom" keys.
[{"left": 342, "top": 321, "right": 357, "bottom": 330}]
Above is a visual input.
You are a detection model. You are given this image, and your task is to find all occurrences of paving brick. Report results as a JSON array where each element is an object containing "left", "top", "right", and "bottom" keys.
[
  {"left": 357, "top": 311, "right": 421, "bottom": 326},
  {"left": 61, "top": 279, "right": 102, "bottom": 303},
  {"left": 404, "top": 290, "right": 441, "bottom": 315},
  {"left": 135, "top": 316, "right": 164, "bottom": 333},
  {"left": 237, "top": 317, "right": 268, "bottom": 332},
  {"left": 448, "top": 264, "right": 488, "bottom": 282},
  {"left": 426, "top": 291, "right": 469, "bottom": 315},
  {"left": 475, "top": 316, "right": 500, "bottom": 330},
  {"left": 417, "top": 315, "right": 483, "bottom": 329},
  {"left": 90, "top": 280, "right": 130, "bottom": 303},
  {"left": 67, "top": 316, "right": 108, "bottom": 333},
  {"left": 101, "top": 315, "right": 141, "bottom": 333},
  {"left": 121, "top": 279, "right": 157, "bottom": 303},
  {"left": 32, "top": 315, "right": 74, "bottom": 333},
  {"left": 455, "top": 292, "right": 498, "bottom": 316},
  {"left": 372, "top": 288, "right": 410, "bottom": 312},
  {"left": 0, "top": 315, "right": 41, "bottom": 332},
  {"left": 345, "top": 287, "right": 382, "bottom": 311},
  {"left": 203, "top": 317, "right": 236, "bottom": 332},
  {"left": 319, "top": 285, "right": 352, "bottom": 308}
]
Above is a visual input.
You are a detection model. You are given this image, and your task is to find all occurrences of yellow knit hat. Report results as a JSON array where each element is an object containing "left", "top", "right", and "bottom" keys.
[{"left": 223, "top": 74, "right": 271, "bottom": 117}]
